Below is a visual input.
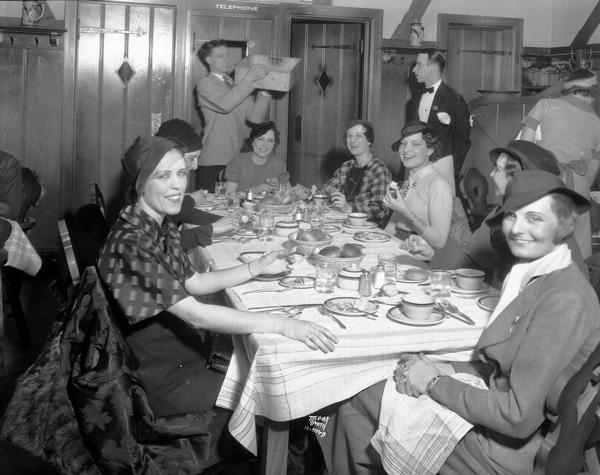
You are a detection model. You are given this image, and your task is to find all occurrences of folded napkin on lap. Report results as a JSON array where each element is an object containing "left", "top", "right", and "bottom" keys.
[{"left": 371, "top": 373, "right": 487, "bottom": 475}]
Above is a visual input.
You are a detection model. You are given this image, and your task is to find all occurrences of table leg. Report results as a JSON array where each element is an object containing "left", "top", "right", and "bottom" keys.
[{"left": 260, "top": 419, "right": 289, "bottom": 475}]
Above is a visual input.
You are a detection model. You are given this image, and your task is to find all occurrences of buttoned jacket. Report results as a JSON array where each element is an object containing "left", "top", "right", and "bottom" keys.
[{"left": 431, "top": 263, "right": 600, "bottom": 475}]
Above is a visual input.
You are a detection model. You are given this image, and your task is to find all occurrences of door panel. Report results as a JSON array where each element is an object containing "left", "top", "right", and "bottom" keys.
[
  {"left": 288, "top": 22, "right": 363, "bottom": 187},
  {"left": 75, "top": 2, "right": 176, "bottom": 221}
]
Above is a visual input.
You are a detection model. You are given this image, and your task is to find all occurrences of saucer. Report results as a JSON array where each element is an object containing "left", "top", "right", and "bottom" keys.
[
  {"left": 237, "top": 251, "right": 265, "bottom": 263},
  {"left": 353, "top": 231, "right": 391, "bottom": 243},
  {"left": 477, "top": 295, "right": 500, "bottom": 312},
  {"left": 236, "top": 229, "right": 256, "bottom": 237},
  {"left": 321, "top": 224, "right": 342, "bottom": 233},
  {"left": 324, "top": 297, "right": 378, "bottom": 317},
  {"left": 253, "top": 270, "right": 291, "bottom": 281},
  {"left": 386, "top": 307, "right": 444, "bottom": 326},
  {"left": 279, "top": 276, "right": 315, "bottom": 289},
  {"left": 342, "top": 220, "right": 377, "bottom": 229},
  {"left": 451, "top": 282, "right": 490, "bottom": 295}
]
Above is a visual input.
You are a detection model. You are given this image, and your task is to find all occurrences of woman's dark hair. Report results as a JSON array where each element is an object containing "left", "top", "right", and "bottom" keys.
[
  {"left": 248, "top": 121, "right": 280, "bottom": 149},
  {"left": 421, "top": 132, "right": 441, "bottom": 162},
  {"left": 345, "top": 119, "right": 374, "bottom": 145},
  {"left": 549, "top": 192, "right": 579, "bottom": 243},
  {"left": 197, "top": 39, "right": 228, "bottom": 71}
]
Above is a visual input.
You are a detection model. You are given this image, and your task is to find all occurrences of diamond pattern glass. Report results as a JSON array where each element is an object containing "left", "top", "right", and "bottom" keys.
[
  {"left": 116, "top": 58, "right": 136, "bottom": 87},
  {"left": 317, "top": 68, "right": 332, "bottom": 94}
]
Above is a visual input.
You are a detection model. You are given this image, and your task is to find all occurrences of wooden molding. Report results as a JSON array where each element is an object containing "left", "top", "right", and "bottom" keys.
[
  {"left": 571, "top": 0, "right": 600, "bottom": 49},
  {"left": 390, "top": 0, "right": 431, "bottom": 40}
]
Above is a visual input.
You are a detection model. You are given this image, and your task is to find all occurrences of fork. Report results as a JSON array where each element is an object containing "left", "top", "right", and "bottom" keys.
[
  {"left": 242, "top": 286, "right": 295, "bottom": 295},
  {"left": 318, "top": 305, "right": 347, "bottom": 329}
]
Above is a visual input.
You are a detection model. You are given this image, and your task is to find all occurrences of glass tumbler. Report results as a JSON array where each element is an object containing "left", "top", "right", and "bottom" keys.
[
  {"left": 257, "top": 213, "right": 275, "bottom": 240},
  {"left": 214, "top": 181, "right": 226, "bottom": 196},
  {"left": 315, "top": 262, "right": 337, "bottom": 293},
  {"left": 377, "top": 253, "right": 397, "bottom": 283},
  {"left": 429, "top": 270, "right": 452, "bottom": 304}
]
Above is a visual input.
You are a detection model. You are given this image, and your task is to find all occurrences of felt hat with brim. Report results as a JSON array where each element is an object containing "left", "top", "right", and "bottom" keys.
[
  {"left": 391, "top": 121, "right": 438, "bottom": 152},
  {"left": 562, "top": 73, "right": 597, "bottom": 92},
  {"left": 489, "top": 140, "right": 560, "bottom": 175},
  {"left": 486, "top": 170, "right": 590, "bottom": 226}
]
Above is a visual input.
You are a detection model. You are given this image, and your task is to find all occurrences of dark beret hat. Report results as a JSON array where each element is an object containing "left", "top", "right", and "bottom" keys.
[
  {"left": 391, "top": 121, "right": 438, "bottom": 151},
  {"left": 156, "top": 119, "right": 202, "bottom": 152}
]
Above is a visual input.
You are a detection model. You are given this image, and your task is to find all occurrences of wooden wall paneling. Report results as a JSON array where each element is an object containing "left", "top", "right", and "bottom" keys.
[
  {"left": 460, "top": 28, "right": 486, "bottom": 102},
  {"left": 302, "top": 23, "right": 321, "bottom": 187},
  {"left": 0, "top": 48, "right": 25, "bottom": 158},
  {"left": 100, "top": 3, "right": 128, "bottom": 219},
  {"left": 287, "top": 22, "right": 304, "bottom": 186},
  {"left": 481, "top": 30, "right": 500, "bottom": 91},
  {"left": 75, "top": 2, "right": 102, "bottom": 216},
  {"left": 150, "top": 7, "right": 175, "bottom": 133},
  {"left": 23, "top": 47, "right": 63, "bottom": 249}
]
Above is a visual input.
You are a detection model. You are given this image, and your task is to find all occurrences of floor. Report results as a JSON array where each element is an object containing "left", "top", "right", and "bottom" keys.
[{"left": 0, "top": 257, "right": 326, "bottom": 475}]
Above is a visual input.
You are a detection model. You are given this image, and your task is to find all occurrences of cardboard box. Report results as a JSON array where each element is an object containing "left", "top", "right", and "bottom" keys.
[{"left": 235, "top": 55, "right": 302, "bottom": 92}]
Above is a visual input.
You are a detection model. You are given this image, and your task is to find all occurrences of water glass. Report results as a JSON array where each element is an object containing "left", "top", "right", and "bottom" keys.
[
  {"left": 310, "top": 205, "right": 324, "bottom": 228},
  {"left": 377, "top": 253, "right": 397, "bottom": 283},
  {"left": 226, "top": 192, "right": 237, "bottom": 210},
  {"left": 257, "top": 213, "right": 275, "bottom": 240},
  {"left": 315, "top": 262, "right": 337, "bottom": 293},
  {"left": 430, "top": 270, "right": 452, "bottom": 304},
  {"left": 215, "top": 181, "right": 226, "bottom": 196}
]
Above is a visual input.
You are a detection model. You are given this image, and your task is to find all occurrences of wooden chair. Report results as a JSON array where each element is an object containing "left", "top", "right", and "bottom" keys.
[
  {"left": 89, "top": 182, "right": 106, "bottom": 219},
  {"left": 459, "top": 167, "right": 490, "bottom": 230},
  {"left": 58, "top": 219, "right": 80, "bottom": 286},
  {"left": 534, "top": 329, "right": 600, "bottom": 475}
]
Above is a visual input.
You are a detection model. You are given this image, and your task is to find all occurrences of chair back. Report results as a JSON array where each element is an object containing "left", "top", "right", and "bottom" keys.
[
  {"left": 70, "top": 203, "right": 109, "bottom": 270},
  {"left": 90, "top": 183, "right": 106, "bottom": 218},
  {"left": 58, "top": 219, "right": 80, "bottom": 285},
  {"left": 534, "top": 329, "right": 600, "bottom": 475},
  {"left": 459, "top": 167, "right": 489, "bottom": 229}
]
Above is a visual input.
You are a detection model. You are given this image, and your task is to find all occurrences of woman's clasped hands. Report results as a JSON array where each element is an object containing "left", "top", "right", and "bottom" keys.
[
  {"left": 383, "top": 188, "right": 411, "bottom": 217},
  {"left": 393, "top": 353, "right": 454, "bottom": 397}
]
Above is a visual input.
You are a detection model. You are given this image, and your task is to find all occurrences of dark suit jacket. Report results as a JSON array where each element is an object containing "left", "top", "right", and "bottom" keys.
[{"left": 406, "top": 82, "right": 471, "bottom": 178}]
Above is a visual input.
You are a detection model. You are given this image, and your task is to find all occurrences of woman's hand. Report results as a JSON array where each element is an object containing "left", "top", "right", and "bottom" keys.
[
  {"left": 403, "top": 235, "right": 434, "bottom": 261},
  {"left": 383, "top": 190, "right": 411, "bottom": 217},
  {"left": 281, "top": 319, "right": 338, "bottom": 353},
  {"left": 254, "top": 251, "right": 289, "bottom": 275},
  {"left": 212, "top": 216, "right": 238, "bottom": 235},
  {"left": 330, "top": 191, "right": 352, "bottom": 213},
  {"left": 394, "top": 353, "right": 454, "bottom": 397}
]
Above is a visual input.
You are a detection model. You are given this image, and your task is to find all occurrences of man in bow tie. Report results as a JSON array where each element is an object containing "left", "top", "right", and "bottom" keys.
[
  {"left": 196, "top": 40, "right": 272, "bottom": 192},
  {"left": 406, "top": 49, "right": 471, "bottom": 196}
]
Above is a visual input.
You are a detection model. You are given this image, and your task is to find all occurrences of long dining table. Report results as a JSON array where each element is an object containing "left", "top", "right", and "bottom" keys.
[{"left": 202, "top": 213, "right": 494, "bottom": 474}]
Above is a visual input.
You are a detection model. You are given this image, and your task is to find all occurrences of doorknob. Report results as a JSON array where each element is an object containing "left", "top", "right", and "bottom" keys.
[{"left": 294, "top": 114, "right": 302, "bottom": 142}]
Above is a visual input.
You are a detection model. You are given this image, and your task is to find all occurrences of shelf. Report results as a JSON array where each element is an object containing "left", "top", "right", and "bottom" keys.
[
  {"left": 380, "top": 38, "right": 439, "bottom": 53},
  {"left": 0, "top": 16, "right": 65, "bottom": 47}
]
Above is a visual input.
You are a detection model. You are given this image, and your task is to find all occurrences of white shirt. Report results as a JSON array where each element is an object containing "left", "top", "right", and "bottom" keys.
[{"left": 418, "top": 79, "right": 442, "bottom": 122}]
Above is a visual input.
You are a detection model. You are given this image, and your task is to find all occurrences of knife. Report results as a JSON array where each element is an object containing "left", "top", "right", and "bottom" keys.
[
  {"left": 246, "top": 303, "right": 320, "bottom": 311},
  {"left": 318, "top": 305, "right": 347, "bottom": 329},
  {"left": 437, "top": 303, "right": 475, "bottom": 326}
]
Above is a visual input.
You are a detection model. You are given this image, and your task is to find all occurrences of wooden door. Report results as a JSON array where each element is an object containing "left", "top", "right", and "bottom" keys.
[
  {"left": 439, "top": 15, "right": 523, "bottom": 104},
  {"left": 75, "top": 1, "right": 176, "bottom": 222},
  {"left": 288, "top": 22, "right": 363, "bottom": 187},
  {"left": 188, "top": 13, "right": 274, "bottom": 131}
]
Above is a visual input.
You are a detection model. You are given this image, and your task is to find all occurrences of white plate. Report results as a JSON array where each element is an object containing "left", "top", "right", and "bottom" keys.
[
  {"left": 342, "top": 220, "right": 377, "bottom": 229},
  {"left": 324, "top": 297, "right": 379, "bottom": 317},
  {"left": 321, "top": 224, "right": 342, "bottom": 233},
  {"left": 477, "top": 295, "right": 500, "bottom": 312},
  {"left": 279, "top": 276, "right": 315, "bottom": 289},
  {"left": 386, "top": 307, "right": 444, "bottom": 326},
  {"left": 451, "top": 282, "right": 490, "bottom": 295},
  {"left": 253, "top": 270, "right": 291, "bottom": 282},
  {"left": 353, "top": 231, "right": 391, "bottom": 243},
  {"left": 236, "top": 229, "right": 256, "bottom": 237}
]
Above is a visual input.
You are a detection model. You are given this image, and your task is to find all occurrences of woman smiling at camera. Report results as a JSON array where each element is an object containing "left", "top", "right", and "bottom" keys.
[
  {"left": 224, "top": 121, "right": 289, "bottom": 193},
  {"left": 97, "top": 136, "right": 336, "bottom": 463},
  {"left": 383, "top": 121, "right": 453, "bottom": 250},
  {"left": 317, "top": 170, "right": 600, "bottom": 475}
]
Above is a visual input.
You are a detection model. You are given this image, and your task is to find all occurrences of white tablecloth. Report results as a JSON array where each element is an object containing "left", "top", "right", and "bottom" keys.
[{"left": 204, "top": 229, "right": 491, "bottom": 455}]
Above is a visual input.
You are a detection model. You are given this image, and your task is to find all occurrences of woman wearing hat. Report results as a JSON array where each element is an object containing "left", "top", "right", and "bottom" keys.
[
  {"left": 383, "top": 121, "right": 455, "bottom": 250},
  {"left": 97, "top": 136, "right": 337, "bottom": 458},
  {"left": 520, "top": 68, "right": 600, "bottom": 258},
  {"left": 324, "top": 119, "right": 392, "bottom": 226},
  {"left": 317, "top": 170, "right": 600, "bottom": 475},
  {"left": 407, "top": 140, "right": 587, "bottom": 283},
  {"left": 224, "top": 121, "right": 289, "bottom": 193}
]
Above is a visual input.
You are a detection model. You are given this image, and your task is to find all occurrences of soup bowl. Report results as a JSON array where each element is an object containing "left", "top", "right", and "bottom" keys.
[
  {"left": 401, "top": 292, "right": 435, "bottom": 320},
  {"left": 348, "top": 212, "right": 368, "bottom": 226},
  {"left": 454, "top": 268, "right": 485, "bottom": 291}
]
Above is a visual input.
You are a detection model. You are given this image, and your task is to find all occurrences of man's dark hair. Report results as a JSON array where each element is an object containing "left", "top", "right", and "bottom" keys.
[
  {"left": 420, "top": 48, "right": 446, "bottom": 73},
  {"left": 197, "top": 39, "right": 227, "bottom": 71}
]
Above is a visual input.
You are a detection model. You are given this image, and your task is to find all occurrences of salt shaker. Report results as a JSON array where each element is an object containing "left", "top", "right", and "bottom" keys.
[
  {"left": 359, "top": 270, "right": 372, "bottom": 297},
  {"left": 372, "top": 264, "right": 386, "bottom": 290}
]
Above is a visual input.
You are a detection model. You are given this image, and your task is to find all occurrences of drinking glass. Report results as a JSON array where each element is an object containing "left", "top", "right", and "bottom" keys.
[
  {"left": 310, "top": 205, "right": 324, "bottom": 228},
  {"left": 430, "top": 270, "right": 452, "bottom": 304},
  {"left": 377, "top": 253, "right": 397, "bottom": 283},
  {"left": 214, "top": 181, "right": 226, "bottom": 196},
  {"left": 315, "top": 262, "right": 337, "bottom": 293},
  {"left": 226, "top": 192, "right": 237, "bottom": 211},
  {"left": 257, "top": 213, "right": 275, "bottom": 241}
]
